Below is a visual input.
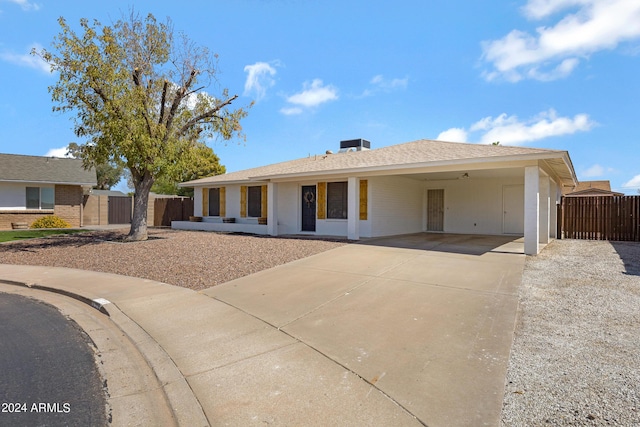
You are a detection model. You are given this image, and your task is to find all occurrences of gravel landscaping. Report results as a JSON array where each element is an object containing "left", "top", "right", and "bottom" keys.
[
  {"left": 0, "top": 228, "right": 345, "bottom": 290},
  {"left": 502, "top": 239, "right": 640, "bottom": 426},
  {"left": 1, "top": 229, "right": 638, "bottom": 425}
]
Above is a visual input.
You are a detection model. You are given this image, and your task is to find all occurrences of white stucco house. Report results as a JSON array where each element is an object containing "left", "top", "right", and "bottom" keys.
[{"left": 174, "top": 139, "right": 577, "bottom": 255}]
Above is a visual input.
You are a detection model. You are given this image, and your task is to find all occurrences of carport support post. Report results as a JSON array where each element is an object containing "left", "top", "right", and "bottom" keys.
[
  {"left": 550, "top": 180, "right": 559, "bottom": 239},
  {"left": 267, "top": 182, "right": 278, "bottom": 236},
  {"left": 524, "top": 166, "right": 540, "bottom": 255},
  {"left": 539, "top": 175, "right": 550, "bottom": 244},
  {"left": 347, "top": 177, "right": 360, "bottom": 240}
]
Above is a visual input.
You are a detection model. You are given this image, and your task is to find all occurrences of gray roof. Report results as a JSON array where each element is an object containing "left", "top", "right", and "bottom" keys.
[
  {"left": 0, "top": 153, "right": 97, "bottom": 185},
  {"left": 90, "top": 189, "right": 127, "bottom": 196},
  {"left": 182, "top": 139, "right": 577, "bottom": 187}
]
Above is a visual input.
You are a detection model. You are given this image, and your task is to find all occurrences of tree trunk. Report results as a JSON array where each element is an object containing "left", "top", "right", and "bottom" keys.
[{"left": 127, "top": 172, "right": 154, "bottom": 241}]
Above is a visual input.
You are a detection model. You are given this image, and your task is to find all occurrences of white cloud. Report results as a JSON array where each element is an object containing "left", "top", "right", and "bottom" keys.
[
  {"left": 279, "top": 106, "right": 303, "bottom": 116},
  {"left": 437, "top": 109, "right": 595, "bottom": 145},
  {"left": 4, "top": 0, "right": 40, "bottom": 11},
  {"left": 286, "top": 79, "right": 338, "bottom": 107},
  {"left": 280, "top": 79, "right": 338, "bottom": 114},
  {"left": 360, "top": 74, "right": 409, "bottom": 97},
  {"left": 243, "top": 61, "right": 278, "bottom": 101},
  {"left": 474, "top": 109, "right": 594, "bottom": 144},
  {"left": 437, "top": 128, "right": 468, "bottom": 143},
  {"left": 370, "top": 74, "right": 409, "bottom": 90},
  {"left": 0, "top": 43, "right": 49, "bottom": 73},
  {"left": 622, "top": 174, "right": 640, "bottom": 188},
  {"left": 482, "top": 0, "right": 640, "bottom": 81},
  {"left": 581, "top": 164, "right": 605, "bottom": 177},
  {"left": 45, "top": 147, "right": 72, "bottom": 158}
]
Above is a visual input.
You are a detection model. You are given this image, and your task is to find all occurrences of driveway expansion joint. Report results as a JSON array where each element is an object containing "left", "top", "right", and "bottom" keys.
[{"left": 207, "top": 293, "right": 429, "bottom": 426}]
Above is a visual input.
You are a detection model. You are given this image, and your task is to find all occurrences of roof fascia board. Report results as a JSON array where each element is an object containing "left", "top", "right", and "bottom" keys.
[
  {"left": 253, "top": 154, "right": 552, "bottom": 181},
  {"left": 0, "top": 179, "right": 95, "bottom": 186},
  {"left": 180, "top": 179, "right": 269, "bottom": 188}
]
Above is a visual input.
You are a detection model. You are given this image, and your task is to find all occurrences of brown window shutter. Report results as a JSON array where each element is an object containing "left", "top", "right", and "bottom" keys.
[
  {"left": 261, "top": 185, "right": 268, "bottom": 217},
  {"left": 240, "top": 186, "right": 247, "bottom": 218},
  {"left": 202, "top": 188, "right": 209, "bottom": 216},
  {"left": 317, "top": 182, "right": 326, "bottom": 219},
  {"left": 220, "top": 187, "right": 226, "bottom": 217},
  {"left": 359, "top": 179, "right": 368, "bottom": 220}
]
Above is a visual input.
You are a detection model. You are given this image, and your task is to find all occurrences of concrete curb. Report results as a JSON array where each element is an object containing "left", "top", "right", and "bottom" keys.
[{"left": 0, "top": 278, "right": 210, "bottom": 427}]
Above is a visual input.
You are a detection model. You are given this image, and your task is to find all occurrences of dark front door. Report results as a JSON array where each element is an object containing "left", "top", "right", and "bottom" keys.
[{"left": 301, "top": 185, "right": 316, "bottom": 232}]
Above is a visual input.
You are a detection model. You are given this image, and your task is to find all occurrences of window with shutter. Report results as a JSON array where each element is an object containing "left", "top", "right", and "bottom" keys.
[
  {"left": 208, "top": 188, "right": 220, "bottom": 216},
  {"left": 327, "top": 182, "right": 348, "bottom": 219},
  {"left": 247, "top": 186, "right": 262, "bottom": 217}
]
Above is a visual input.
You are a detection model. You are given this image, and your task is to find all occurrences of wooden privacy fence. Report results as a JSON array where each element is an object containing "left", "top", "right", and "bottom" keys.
[
  {"left": 108, "top": 196, "right": 133, "bottom": 224},
  {"left": 154, "top": 198, "right": 194, "bottom": 226},
  {"left": 561, "top": 196, "right": 640, "bottom": 241}
]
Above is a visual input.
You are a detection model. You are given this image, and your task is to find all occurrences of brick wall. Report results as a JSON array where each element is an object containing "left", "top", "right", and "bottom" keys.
[
  {"left": 54, "top": 185, "right": 83, "bottom": 227},
  {"left": 0, "top": 184, "right": 85, "bottom": 229},
  {"left": 0, "top": 211, "right": 54, "bottom": 229}
]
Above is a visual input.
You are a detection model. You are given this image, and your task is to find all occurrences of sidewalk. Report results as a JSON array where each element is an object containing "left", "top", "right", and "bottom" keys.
[
  {"left": 0, "top": 233, "right": 525, "bottom": 426},
  {"left": 0, "top": 265, "right": 421, "bottom": 426}
]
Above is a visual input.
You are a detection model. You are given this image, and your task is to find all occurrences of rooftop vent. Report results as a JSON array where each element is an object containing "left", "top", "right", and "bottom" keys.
[{"left": 338, "top": 139, "right": 370, "bottom": 153}]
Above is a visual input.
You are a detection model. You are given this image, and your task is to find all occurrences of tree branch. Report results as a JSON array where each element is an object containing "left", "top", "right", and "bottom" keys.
[
  {"left": 177, "top": 94, "right": 238, "bottom": 136},
  {"left": 158, "top": 80, "right": 168, "bottom": 125},
  {"left": 132, "top": 67, "right": 154, "bottom": 137},
  {"left": 164, "top": 68, "right": 198, "bottom": 133}
]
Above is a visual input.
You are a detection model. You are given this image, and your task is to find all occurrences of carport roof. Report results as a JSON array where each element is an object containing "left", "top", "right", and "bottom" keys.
[{"left": 182, "top": 139, "right": 577, "bottom": 187}]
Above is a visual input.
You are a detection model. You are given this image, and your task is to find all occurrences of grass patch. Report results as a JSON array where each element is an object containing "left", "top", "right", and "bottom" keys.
[{"left": 0, "top": 229, "right": 86, "bottom": 243}]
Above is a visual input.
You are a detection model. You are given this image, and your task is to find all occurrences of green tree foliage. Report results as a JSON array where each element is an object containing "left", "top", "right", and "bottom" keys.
[
  {"left": 151, "top": 143, "right": 225, "bottom": 197},
  {"left": 36, "top": 12, "right": 250, "bottom": 240},
  {"left": 67, "top": 142, "right": 124, "bottom": 190}
]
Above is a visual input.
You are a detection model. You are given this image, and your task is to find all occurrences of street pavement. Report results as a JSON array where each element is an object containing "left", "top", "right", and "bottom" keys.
[
  {"left": 0, "top": 293, "right": 106, "bottom": 427},
  {"left": 0, "top": 233, "right": 525, "bottom": 426}
]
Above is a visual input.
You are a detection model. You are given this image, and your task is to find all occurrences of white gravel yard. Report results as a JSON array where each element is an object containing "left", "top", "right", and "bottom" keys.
[
  {"left": 0, "top": 229, "right": 345, "bottom": 290},
  {"left": 502, "top": 239, "right": 640, "bottom": 426}
]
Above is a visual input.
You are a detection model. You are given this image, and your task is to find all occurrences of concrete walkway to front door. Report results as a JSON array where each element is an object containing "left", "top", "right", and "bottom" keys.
[{"left": 204, "top": 233, "right": 525, "bottom": 426}]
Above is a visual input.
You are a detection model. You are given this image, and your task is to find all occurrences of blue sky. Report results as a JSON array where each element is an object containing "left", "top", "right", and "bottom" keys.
[{"left": 1, "top": 0, "right": 639, "bottom": 193}]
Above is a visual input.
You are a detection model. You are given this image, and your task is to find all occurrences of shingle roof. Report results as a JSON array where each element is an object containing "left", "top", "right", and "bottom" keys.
[
  {"left": 572, "top": 180, "right": 611, "bottom": 192},
  {"left": 563, "top": 180, "right": 624, "bottom": 196},
  {"left": 182, "top": 139, "right": 574, "bottom": 186},
  {"left": 0, "top": 153, "right": 97, "bottom": 185}
]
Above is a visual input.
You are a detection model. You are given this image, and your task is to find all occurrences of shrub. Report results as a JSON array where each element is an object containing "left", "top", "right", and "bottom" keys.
[{"left": 30, "top": 215, "right": 72, "bottom": 229}]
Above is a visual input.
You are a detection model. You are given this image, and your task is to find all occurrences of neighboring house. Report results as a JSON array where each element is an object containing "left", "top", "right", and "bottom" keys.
[
  {"left": 563, "top": 180, "right": 624, "bottom": 197},
  {"left": 175, "top": 139, "right": 578, "bottom": 255},
  {"left": 0, "top": 153, "right": 96, "bottom": 229}
]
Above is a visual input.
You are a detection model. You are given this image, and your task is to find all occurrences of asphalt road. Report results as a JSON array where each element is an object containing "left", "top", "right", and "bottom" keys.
[{"left": 0, "top": 292, "right": 107, "bottom": 427}]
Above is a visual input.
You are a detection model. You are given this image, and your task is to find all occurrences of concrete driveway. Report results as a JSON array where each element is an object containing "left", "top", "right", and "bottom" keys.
[{"left": 203, "top": 233, "right": 525, "bottom": 426}]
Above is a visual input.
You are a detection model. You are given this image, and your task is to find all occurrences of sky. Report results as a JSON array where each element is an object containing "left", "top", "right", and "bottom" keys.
[{"left": 0, "top": 0, "right": 639, "bottom": 193}]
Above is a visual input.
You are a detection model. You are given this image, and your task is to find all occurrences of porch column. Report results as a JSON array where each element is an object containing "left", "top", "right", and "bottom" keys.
[
  {"left": 347, "top": 177, "right": 360, "bottom": 240},
  {"left": 267, "top": 182, "right": 278, "bottom": 236},
  {"left": 524, "top": 166, "right": 540, "bottom": 255},
  {"left": 539, "top": 175, "right": 550, "bottom": 244},
  {"left": 549, "top": 180, "right": 558, "bottom": 239}
]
